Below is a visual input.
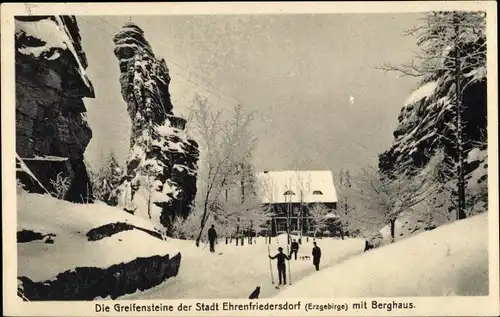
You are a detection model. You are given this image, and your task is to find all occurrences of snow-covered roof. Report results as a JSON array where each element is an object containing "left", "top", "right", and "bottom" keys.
[{"left": 255, "top": 170, "right": 338, "bottom": 204}]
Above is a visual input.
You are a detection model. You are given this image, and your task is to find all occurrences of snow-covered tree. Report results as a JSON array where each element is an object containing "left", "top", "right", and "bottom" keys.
[
  {"left": 170, "top": 207, "right": 205, "bottom": 240},
  {"left": 379, "top": 11, "right": 486, "bottom": 220},
  {"left": 354, "top": 152, "right": 442, "bottom": 243},
  {"left": 188, "top": 95, "right": 258, "bottom": 247},
  {"left": 335, "top": 169, "right": 356, "bottom": 239},
  {"left": 308, "top": 204, "right": 331, "bottom": 238},
  {"left": 427, "top": 132, "right": 488, "bottom": 222},
  {"left": 88, "top": 152, "right": 123, "bottom": 205},
  {"left": 216, "top": 177, "right": 271, "bottom": 245}
]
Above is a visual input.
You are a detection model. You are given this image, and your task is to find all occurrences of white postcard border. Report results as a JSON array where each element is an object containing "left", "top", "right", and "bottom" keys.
[{"left": 1, "top": 2, "right": 498, "bottom": 316}]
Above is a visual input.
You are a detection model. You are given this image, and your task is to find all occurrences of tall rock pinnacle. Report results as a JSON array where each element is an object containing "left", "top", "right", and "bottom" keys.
[{"left": 111, "top": 22, "right": 199, "bottom": 231}]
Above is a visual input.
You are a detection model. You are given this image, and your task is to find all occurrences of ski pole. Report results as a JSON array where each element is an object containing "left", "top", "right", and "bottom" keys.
[
  {"left": 287, "top": 245, "right": 292, "bottom": 285},
  {"left": 268, "top": 246, "right": 274, "bottom": 284}
]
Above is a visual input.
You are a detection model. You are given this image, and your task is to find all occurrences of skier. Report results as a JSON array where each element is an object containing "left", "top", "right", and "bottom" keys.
[
  {"left": 269, "top": 247, "right": 290, "bottom": 285},
  {"left": 312, "top": 241, "right": 322, "bottom": 271},
  {"left": 289, "top": 239, "right": 299, "bottom": 260},
  {"left": 208, "top": 225, "right": 217, "bottom": 253}
]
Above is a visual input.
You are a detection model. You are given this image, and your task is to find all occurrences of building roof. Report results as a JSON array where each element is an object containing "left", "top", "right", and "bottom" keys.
[{"left": 255, "top": 170, "right": 338, "bottom": 204}]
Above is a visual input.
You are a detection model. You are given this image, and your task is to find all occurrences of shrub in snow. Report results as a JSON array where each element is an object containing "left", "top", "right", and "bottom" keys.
[
  {"left": 49, "top": 172, "right": 71, "bottom": 200},
  {"left": 363, "top": 232, "right": 383, "bottom": 252}
]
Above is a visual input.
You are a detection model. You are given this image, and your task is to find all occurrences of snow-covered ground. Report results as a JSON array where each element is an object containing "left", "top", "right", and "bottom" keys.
[
  {"left": 17, "top": 192, "right": 488, "bottom": 299},
  {"left": 17, "top": 193, "right": 178, "bottom": 282},
  {"left": 275, "top": 212, "right": 488, "bottom": 298},
  {"left": 18, "top": 192, "right": 365, "bottom": 298},
  {"left": 119, "top": 234, "right": 365, "bottom": 299}
]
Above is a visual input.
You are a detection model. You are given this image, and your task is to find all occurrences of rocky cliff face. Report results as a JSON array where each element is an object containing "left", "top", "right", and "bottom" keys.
[
  {"left": 111, "top": 23, "right": 198, "bottom": 230},
  {"left": 379, "top": 21, "right": 487, "bottom": 219},
  {"left": 15, "top": 16, "right": 95, "bottom": 202}
]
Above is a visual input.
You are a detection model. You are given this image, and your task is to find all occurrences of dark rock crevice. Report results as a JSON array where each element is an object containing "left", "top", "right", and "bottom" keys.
[
  {"left": 17, "top": 230, "right": 56, "bottom": 243},
  {"left": 86, "top": 222, "right": 163, "bottom": 241}
]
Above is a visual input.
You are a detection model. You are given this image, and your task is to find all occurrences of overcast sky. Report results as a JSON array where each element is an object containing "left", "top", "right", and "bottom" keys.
[{"left": 78, "top": 14, "right": 421, "bottom": 175}]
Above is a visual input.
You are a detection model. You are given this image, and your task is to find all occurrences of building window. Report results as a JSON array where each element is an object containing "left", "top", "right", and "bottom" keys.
[
  {"left": 284, "top": 190, "right": 295, "bottom": 195},
  {"left": 313, "top": 190, "right": 323, "bottom": 195},
  {"left": 276, "top": 221, "right": 287, "bottom": 233},
  {"left": 293, "top": 206, "right": 301, "bottom": 216}
]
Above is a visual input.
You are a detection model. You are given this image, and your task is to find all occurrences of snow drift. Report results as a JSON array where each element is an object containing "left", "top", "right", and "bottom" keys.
[
  {"left": 275, "top": 213, "right": 488, "bottom": 298},
  {"left": 17, "top": 193, "right": 182, "bottom": 300}
]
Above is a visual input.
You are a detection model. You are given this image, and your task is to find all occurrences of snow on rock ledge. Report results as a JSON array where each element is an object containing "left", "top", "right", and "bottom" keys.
[
  {"left": 17, "top": 193, "right": 182, "bottom": 300},
  {"left": 110, "top": 22, "right": 198, "bottom": 230}
]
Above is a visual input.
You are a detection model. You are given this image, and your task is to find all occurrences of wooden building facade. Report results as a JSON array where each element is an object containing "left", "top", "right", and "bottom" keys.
[{"left": 256, "top": 170, "right": 342, "bottom": 238}]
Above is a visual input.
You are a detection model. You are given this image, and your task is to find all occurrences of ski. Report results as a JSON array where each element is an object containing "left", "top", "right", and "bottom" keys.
[
  {"left": 287, "top": 245, "right": 292, "bottom": 285},
  {"left": 267, "top": 245, "right": 274, "bottom": 284}
]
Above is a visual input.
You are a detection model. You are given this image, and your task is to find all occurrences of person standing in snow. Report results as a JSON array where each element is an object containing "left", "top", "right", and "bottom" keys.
[
  {"left": 208, "top": 225, "right": 217, "bottom": 253},
  {"left": 289, "top": 239, "right": 299, "bottom": 260},
  {"left": 312, "top": 242, "right": 321, "bottom": 271},
  {"left": 269, "top": 247, "right": 290, "bottom": 285}
]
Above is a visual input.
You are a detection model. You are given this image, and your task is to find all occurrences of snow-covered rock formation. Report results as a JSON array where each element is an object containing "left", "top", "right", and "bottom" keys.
[
  {"left": 379, "top": 16, "right": 487, "bottom": 223},
  {"left": 15, "top": 16, "right": 95, "bottom": 202},
  {"left": 111, "top": 22, "right": 198, "bottom": 230},
  {"left": 17, "top": 192, "right": 182, "bottom": 300}
]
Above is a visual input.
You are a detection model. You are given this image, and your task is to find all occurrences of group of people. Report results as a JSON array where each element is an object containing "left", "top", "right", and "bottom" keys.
[
  {"left": 269, "top": 239, "right": 322, "bottom": 285},
  {"left": 208, "top": 225, "right": 323, "bottom": 286}
]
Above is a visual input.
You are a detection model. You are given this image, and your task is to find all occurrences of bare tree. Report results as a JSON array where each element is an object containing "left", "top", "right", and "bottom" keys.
[
  {"left": 378, "top": 11, "right": 486, "bottom": 220},
  {"left": 189, "top": 95, "right": 257, "bottom": 247},
  {"left": 354, "top": 153, "right": 442, "bottom": 243}
]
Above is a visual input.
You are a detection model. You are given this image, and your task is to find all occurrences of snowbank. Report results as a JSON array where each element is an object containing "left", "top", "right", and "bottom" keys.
[
  {"left": 275, "top": 213, "right": 488, "bottom": 297},
  {"left": 17, "top": 193, "right": 178, "bottom": 282},
  {"left": 120, "top": 234, "right": 365, "bottom": 299}
]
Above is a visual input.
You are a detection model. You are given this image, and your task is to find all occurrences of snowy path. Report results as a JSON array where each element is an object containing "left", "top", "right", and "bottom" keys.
[{"left": 120, "top": 236, "right": 365, "bottom": 299}]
